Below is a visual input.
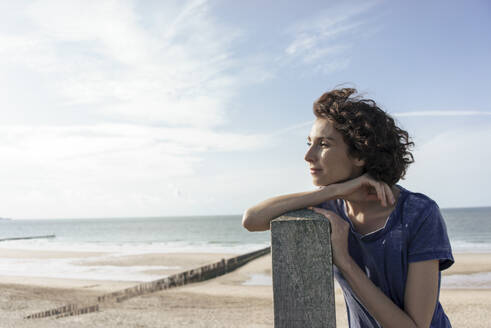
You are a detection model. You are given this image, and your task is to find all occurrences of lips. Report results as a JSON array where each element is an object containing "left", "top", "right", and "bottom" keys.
[{"left": 310, "top": 168, "right": 322, "bottom": 175}]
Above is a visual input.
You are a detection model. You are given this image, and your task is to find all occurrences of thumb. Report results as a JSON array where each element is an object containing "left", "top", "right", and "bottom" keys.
[{"left": 309, "top": 206, "right": 335, "bottom": 217}]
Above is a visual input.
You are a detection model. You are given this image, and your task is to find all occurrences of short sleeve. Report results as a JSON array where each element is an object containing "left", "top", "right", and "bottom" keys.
[
  {"left": 318, "top": 199, "right": 337, "bottom": 211},
  {"left": 317, "top": 199, "right": 345, "bottom": 217},
  {"left": 407, "top": 202, "right": 454, "bottom": 271}
]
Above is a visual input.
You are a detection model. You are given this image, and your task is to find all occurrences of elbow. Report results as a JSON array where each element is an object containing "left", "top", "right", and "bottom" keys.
[
  {"left": 241, "top": 208, "right": 255, "bottom": 231},
  {"left": 242, "top": 208, "right": 268, "bottom": 232}
]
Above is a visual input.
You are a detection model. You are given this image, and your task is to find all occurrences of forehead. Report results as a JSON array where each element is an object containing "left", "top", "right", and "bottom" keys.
[{"left": 308, "top": 119, "right": 340, "bottom": 140}]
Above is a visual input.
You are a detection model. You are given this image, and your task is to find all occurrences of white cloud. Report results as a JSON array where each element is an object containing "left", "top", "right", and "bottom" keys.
[
  {"left": 402, "top": 125, "right": 491, "bottom": 208},
  {"left": 268, "top": 120, "right": 314, "bottom": 137},
  {"left": 0, "top": 0, "right": 243, "bottom": 127},
  {"left": 0, "top": 124, "right": 269, "bottom": 178},
  {"left": 0, "top": 124, "right": 270, "bottom": 218},
  {"left": 284, "top": 1, "right": 382, "bottom": 73},
  {"left": 0, "top": 1, "right": 276, "bottom": 218}
]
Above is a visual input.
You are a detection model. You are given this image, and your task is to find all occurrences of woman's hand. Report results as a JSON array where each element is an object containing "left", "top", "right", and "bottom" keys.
[
  {"left": 327, "top": 173, "right": 396, "bottom": 207},
  {"left": 308, "top": 206, "right": 351, "bottom": 270}
]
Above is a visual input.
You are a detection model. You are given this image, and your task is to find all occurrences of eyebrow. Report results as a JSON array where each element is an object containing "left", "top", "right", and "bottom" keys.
[{"left": 307, "top": 136, "right": 336, "bottom": 142}]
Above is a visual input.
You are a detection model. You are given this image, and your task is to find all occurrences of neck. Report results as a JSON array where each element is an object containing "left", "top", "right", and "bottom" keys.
[
  {"left": 345, "top": 198, "right": 379, "bottom": 223},
  {"left": 345, "top": 185, "right": 400, "bottom": 223}
]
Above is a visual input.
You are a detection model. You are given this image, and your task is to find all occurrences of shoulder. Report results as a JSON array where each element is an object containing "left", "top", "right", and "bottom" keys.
[
  {"left": 396, "top": 185, "right": 449, "bottom": 239},
  {"left": 397, "top": 185, "right": 440, "bottom": 226},
  {"left": 397, "top": 186, "right": 454, "bottom": 269},
  {"left": 398, "top": 185, "right": 438, "bottom": 216},
  {"left": 397, "top": 185, "right": 449, "bottom": 242}
]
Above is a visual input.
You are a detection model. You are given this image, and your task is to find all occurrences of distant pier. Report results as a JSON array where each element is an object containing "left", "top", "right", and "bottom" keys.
[{"left": 0, "top": 234, "right": 55, "bottom": 242}]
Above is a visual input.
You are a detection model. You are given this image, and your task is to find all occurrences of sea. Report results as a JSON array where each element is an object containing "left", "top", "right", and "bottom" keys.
[{"left": 0, "top": 207, "right": 490, "bottom": 287}]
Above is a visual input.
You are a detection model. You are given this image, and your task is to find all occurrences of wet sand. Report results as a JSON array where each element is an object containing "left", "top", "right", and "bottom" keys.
[{"left": 0, "top": 249, "right": 489, "bottom": 327}]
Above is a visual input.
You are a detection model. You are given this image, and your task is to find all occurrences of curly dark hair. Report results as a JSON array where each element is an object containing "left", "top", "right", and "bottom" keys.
[{"left": 313, "top": 88, "right": 414, "bottom": 186}]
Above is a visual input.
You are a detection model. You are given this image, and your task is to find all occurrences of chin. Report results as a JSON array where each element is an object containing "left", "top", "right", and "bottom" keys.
[
  {"left": 312, "top": 178, "right": 329, "bottom": 187},
  {"left": 312, "top": 175, "right": 347, "bottom": 187}
]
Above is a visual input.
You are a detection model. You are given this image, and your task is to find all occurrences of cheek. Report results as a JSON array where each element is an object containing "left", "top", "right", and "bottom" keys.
[
  {"left": 321, "top": 151, "right": 354, "bottom": 174},
  {"left": 320, "top": 149, "right": 343, "bottom": 166}
]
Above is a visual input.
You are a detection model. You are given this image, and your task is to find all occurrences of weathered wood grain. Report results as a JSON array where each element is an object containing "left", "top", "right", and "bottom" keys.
[{"left": 271, "top": 209, "right": 336, "bottom": 328}]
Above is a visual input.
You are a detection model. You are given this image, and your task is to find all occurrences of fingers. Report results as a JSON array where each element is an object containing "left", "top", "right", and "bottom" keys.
[
  {"left": 335, "top": 173, "right": 396, "bottom": 207},
  {"left": 381, "top": 183, "right": 388, "bottom": 207},
  {"left": 308, "top": 206, "right": 327, "bottom": 215},
  {"left": 369, "top": 180, "right": 385, "bottom": 207},
  {"left": 308, "top": 207, "right": 345, "bottom": 224},
  {"left": 364, "top": 176, "right": 394, "bottom": 207},
  {"left": 309, "top": 207, "right": 350, "bottom": 239},
  {"left": 383, "top": 183, "right": 395, "bottom": 205},
  {"left": 308, "top": 207, "right": 336, "bottom": 221}
]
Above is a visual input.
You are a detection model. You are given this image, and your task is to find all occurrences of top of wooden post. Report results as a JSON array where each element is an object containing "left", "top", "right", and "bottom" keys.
[{"left": 273, "top": 208, "right": 330, "bottom": 225}]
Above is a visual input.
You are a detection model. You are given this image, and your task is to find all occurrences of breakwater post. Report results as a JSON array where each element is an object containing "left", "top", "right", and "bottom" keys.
[
  {"left": 271, "top": 209, "right": 336, "bottom": 328},
  {"left": 0, "top": 234, "right": 55, "bottom": 242},
  {"left": 25, "top": 246, "right": 271, "bottom": 319}
]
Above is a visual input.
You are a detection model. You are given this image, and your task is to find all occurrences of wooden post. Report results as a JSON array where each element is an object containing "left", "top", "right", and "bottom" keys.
[{"left": 271, "top": 209, "right": 336, "bottom": 328}]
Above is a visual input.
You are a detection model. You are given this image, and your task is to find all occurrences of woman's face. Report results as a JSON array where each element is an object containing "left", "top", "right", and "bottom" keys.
[{"left": 305, "top": 118, "right": 364, "bottom": 186}]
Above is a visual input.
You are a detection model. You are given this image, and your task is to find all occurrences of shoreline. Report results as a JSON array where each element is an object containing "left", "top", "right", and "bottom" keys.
[
  {"left": 443, "top": 253, "right": 491, "bottom": 275},
  {"left": 0, "top": 248, "right": 489, "bottom": 282},
  {"left": 0, "top": 249, "right": 490, "bottom": 327}
]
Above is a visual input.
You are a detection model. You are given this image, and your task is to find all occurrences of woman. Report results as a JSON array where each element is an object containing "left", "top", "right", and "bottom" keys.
[{"left": 242, "top": 88, "right": 453, "bottom": 327}]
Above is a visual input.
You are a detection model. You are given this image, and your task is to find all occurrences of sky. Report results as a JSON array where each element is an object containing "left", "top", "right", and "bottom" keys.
[{"left": 0, "top": 0, "right": 490, "bottom": 219}]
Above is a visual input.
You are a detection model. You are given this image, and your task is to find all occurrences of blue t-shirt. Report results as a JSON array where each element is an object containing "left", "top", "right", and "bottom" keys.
[{"left": 319, "top": 184, "right": 454, "bottom": 328}]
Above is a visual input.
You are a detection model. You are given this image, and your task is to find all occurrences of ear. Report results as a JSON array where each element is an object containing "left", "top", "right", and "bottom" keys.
[{"left": 352, "top": 157, "right": 365, "bottom": 167}]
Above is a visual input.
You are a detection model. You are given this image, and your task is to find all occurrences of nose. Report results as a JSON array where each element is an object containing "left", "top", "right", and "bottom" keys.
[{"left": 304, "top": 144, "right": 316, "bottom": 163}]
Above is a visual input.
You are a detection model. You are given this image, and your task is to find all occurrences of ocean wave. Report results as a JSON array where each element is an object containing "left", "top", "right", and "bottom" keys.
[
  {"left": 0, "top": 238, "right": 270, "bottom": 255},
  {"left": 450, "top": 240, "right": 491, "bottom": 253},
  {"left": 442, "top": 272, "right": 491, "bottom": 289},
  {"left": 0, "top": 257, "right": 177, "bottom": 282}
]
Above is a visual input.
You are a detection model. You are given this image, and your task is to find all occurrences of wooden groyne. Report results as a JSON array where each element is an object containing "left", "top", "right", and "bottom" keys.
[
  {"left": 23, "top": 304, "right": 100, "bottom": 319},
  {"left": 0, "top": 234, "right": 55, "bottom": 242},
  {"left": 25, "top": 246, "right": 271, "bottom": 319},
  {"left": 98, "top": 246, "right": 271, "bottom": 303}
]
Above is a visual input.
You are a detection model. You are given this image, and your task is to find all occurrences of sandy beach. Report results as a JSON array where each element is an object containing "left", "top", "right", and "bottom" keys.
[{"left": 0, "top": 249, "right": 490, "bottom": 327}]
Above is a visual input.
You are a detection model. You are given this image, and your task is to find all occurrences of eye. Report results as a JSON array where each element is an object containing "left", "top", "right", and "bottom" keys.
[
  {"left": 320, "top": 142, "right": 330, "bottom": 148},
  {"left": 306, "top": 141, "right": 312, "bottom": 147}
]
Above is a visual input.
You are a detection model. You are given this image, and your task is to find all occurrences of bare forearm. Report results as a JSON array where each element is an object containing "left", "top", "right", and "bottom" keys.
[
  {"left": 242, "top": 185, "right": 339, "bottom": 231},
  {"left": 340, "top": 259, "right": 418, "bottom": 328}
]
